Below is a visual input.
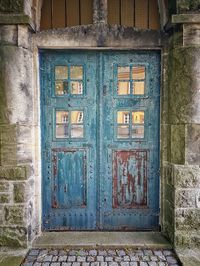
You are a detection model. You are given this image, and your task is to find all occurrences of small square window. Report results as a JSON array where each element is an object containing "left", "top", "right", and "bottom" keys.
[
  {"left": 132, "top": 66, "right": 145, "bottom": 80},
  {"left": 70, "top": 66, "right": 83, "bottom": 80},
  {"left": 55, "top": 66, "right": 68, "bottom": 80},
  {"left": 118, "top": 66, "right": 130, "bottom": 80}
]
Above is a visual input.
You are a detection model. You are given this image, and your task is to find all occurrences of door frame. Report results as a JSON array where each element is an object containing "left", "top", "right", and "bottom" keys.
[{"left": 39, "top": 48, "right": 161, "bottom": 232}]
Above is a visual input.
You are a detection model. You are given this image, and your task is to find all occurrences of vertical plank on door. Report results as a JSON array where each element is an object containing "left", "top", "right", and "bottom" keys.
[
  {"left": 121, "top": 0, "right": 134, "bottom": 27},
  {"left": 66, "top": 0, "right": 80, "bottom": 26},
  {"left": 135, "top": 0, "right": 148, "bottom": 29},
  {"left": 80, "top": 0, "right": 93, "bottom": 25},
  {"left": 108, "top": 0, "right": 120, "bottom": 25},
  {"left": 149, "top": 0, "right": 160, "bottom": 29},
  {"left": 40, "top": 0, "right": 52, "bottom": 30},
  {"left": 52, "top": 0, "right": 66, "bottom": 28}
]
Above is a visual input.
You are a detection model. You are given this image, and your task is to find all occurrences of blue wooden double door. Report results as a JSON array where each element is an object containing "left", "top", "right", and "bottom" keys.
[{"left": 40, "top": 50, "right": 160, "bottom": 231}]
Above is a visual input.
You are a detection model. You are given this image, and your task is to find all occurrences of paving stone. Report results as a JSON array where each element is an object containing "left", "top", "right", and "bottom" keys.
[
  {"left": 77, "top": 250, "right": 88, "bottom": 256},
  {"left": 117, "top": 250, "right": 126, "bottom": 256},
  {"left": 123, "top": 256, "right": 130, "bottom": 261},
  {"left": 33, "top": 263, "right": 42, "bottom": 266},
  {"left": 163, "top": 250, "right": 173, "bottom": 256},
  {"left": 120, "top": 262, "right": 130, "bottom": 266},
  {"left": 130, "top": 263, "right": 138, "bottom": 266},
  {"left": 135, "top": 251, "right": 144, "bottom": 256},
  {"left": 59, "top": 250, "right": 68, "bottom": 256},
  {"left": 77, "top": 256, "right": 86, "bottom": 262},
  {"left": 23, "top": 263, "right": 34, "bottom": 266},
  {"left": 62, "top": 263, "right": 72, "bottom": 266},
  {"left": 154, "top": 251, "right": 163, "bottom": 256},
  {"left": 141, "top": 256, "right": 149, "bottom": 262},
  {"left": 51, "top": 263, "right": 60, "bottom": 266},
  {"left": 26, "top": 256, "right": 37, "bottom": 262},
  {"left": 98, "top": 250, "right": 107, "bottom": 256},
  {"left": 82, "top": 263, "right": 90, "bottom": 266},
  {"left": 69, "top": 250, "right": 77, "bottom": 256},
  {"left": 114, "top": 256, "right": 123, "bottom": 262},
  {"left": 166, "top": 256, "right": 178, "bottom": 264},
  {"left": 157, "top": 255, "right": 166, "bottom": 261},
  {"left": 29, "top": 249, "right": 40, "bottom": 256},
  {"left": 130, "top": 256, "right": 139, "bottom": 261},
  {"left": 87, "top": 256, "right": 95, "bottom": 262},
  {"left": 39, "top": 250, "right": 49, "bottom": 256},
  {"left": 108, "top": 262, "right": 118, "bottom": 266},
  {"left": 89, "top": 250, "right": 98, "bottom": 256},
  {"left": 150, "top": 256, "right": 158, "bottom": 262},
  {"left": 107, "top": 250, "right": 117, "bottom": 256},
  {"left": 91, "top": 262, "right": 100, "bottom": 266},
  {"left": 105, "top": 257, "right": 113, "bottom": 262},
  {"left": 158, "top": 262, "right": 166, "bottom": 266},
  {"left": 97, "top": 256, "right": 104, "bottom": 262},
  {"left": 148, "top": 262, "right": 157, "bottom": 266},
  {"left": 100, "top": 263, "right": 108, "bottom": 266},
  {"left": 42, "top": 263, "right": 50, "bottom": 266},
  {"left": 68, "top": 256, "right": 76, "bottom": 262},
  {"left": 49, "top": 250, "right": 59, "bottom": 256},
  {"left": 143, "top": 250, "right": 153, "bottom": 256},
  {"left": 72, "top": 263, "right": 81, "bottom": 266},
  {"left": 139, "top": 262, "right": 148, "bottom": 266},
  {"left": 58, "top": 256, "right": 68, "bottom": 262},
  {"left": 43, "top": 255, "right": 53, "bottom": 262},
  {"left": 52, "top": 256, "right": 58, "bottom": 262}
]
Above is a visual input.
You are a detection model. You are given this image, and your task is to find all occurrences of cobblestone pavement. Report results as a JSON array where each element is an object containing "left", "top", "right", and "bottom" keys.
[{"left": 21, "top": 248, "right": 181, "bottom": 266}]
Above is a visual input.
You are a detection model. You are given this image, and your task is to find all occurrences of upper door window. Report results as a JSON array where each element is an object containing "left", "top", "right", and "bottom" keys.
[
  {"left": 117, "top": 65, "right": 146, "bottom": 96},
  {"left": 55, "top": 65, "right": 84, "bottom": 96}
]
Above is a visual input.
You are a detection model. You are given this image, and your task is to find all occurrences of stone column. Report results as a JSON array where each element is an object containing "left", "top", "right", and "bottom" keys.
[
  {"left": 0, "top": 0, "right": 36, "bottom": 248},
  {"left": 161, "top": 0, "right": 200, "bottom": 253}
]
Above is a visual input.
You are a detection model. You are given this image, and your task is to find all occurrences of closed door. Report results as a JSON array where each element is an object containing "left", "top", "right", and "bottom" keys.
[{"left": 40, "top": 50, "right": 160, "bottom": 230}]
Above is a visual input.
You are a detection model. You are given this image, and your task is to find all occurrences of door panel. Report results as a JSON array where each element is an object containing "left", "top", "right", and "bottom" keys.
[
  {"left": 99, "top": 52, "right": 160, "bottom": 230},
  {"left": 41, "top": 51, "right": 97, "bottom": 230},
  {"left": 40, "top": 50, "right": 160, "bottom": 230}
]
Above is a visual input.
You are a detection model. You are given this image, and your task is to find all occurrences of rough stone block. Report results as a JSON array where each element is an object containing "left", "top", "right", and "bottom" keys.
[
  {"left": 0, "top": 166, "right": 28, "bottom": 180},
  {"left": 0, "top": 226, "right": 27, "bottom": 247},
  {"left": 4, "top": 206, "right": 25, "bottom": 225},
  {"left": 18, "top": 25, "right": 29, "bottom": 49},
  {"left": 163, "top": 163, "right": 173, "bottom": 186},
  {"left": 186, "top": 124, "right": 200, "bottom": 165},
  {"left": 176, "top": 208, "right": 200, "bottom": 230},
  {"left": 0, "top": 25, "right": 18, "bottom": 45},
  {"left": 175, "top": 189, "right": 199, "bottom": 208},
  {"left": 14, "top": 182, "right": 26, "bottom": 203},
  {"left": 171, "top": 125, "right": 185, "bottom": 164},
  {"left": 0, "top": 182, "right": 9, "bottom": 192},
  {"left": 0, "top": 194, "right": 10, "bottom": 203},
  {"left": 177, "top": 0, "right": 200, "bottom": 13},
  {"left": 183, "top": 24, "right": 200, "bottom": 46},
  {"left": 173, "top": 165, "right": 200, "bottom": 188}
]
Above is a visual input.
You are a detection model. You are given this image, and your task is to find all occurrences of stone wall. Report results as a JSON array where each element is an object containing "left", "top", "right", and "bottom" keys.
[
  {"left": 0, "top": 24, "right": 36, "bottom": 247},
  {"left": 161, "top": 15, "right": 200, "bottom": 248}
]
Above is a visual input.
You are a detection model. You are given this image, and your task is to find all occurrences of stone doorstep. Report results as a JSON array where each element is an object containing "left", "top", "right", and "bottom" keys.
[{"left": 32, "top": 232, "right": 172, "bottom": 249}]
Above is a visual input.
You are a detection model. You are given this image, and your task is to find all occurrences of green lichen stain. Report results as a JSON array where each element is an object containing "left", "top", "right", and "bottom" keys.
[
  {"left": 14, "top": 183, "right": 25, "bottom": 203},
  {"left": 0, "top": 255, "right": 24, "bottom": 266},
  {"left": 178, "top": 0, "right": 200, "bottom": 13}
]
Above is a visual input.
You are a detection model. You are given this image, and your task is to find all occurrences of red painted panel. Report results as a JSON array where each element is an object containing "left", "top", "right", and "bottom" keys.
[{"left": 113, "top": 150, "right": 148, "bottom": 208}]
